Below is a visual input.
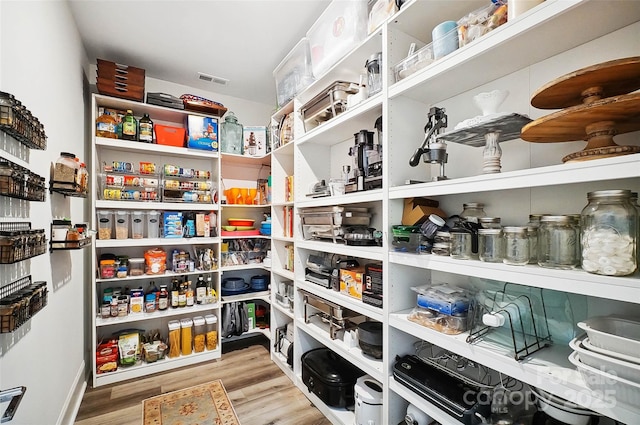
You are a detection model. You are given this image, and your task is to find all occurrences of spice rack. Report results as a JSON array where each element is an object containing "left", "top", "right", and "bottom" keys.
[
  {"left": 0, "top": 91, "right": 47, "bottom": 150},
  {"left": 0, "top": 222, "right": 47, "bottom": 264},
  {"left": 0, "top": 156, "right": 47, "bottom": 202},
  {"left": 49, "top": 220, "right": 92, "bottom": 252},
  {"left": 0, "top": 275, "right": 48, "bottom": 333},
  {"left": 49, "top": 182, "right": 87, "bottom": 198}
]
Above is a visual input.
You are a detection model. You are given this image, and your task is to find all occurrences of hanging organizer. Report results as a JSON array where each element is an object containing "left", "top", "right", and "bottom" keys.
[
  {"left": 0, "top": 275, "right": 48, "bottom": 333},
  {"left": 0, "top": 222, "right": 47, "bottom": 264},
  {"left": 0, "top": 156, "right": 47, "bottom": 201},
  {"left": 466, "top": 282, "right": 552, "bottom": 360},
  {"left": 0, "top": 91, "right": 47, "bottom": 150}
]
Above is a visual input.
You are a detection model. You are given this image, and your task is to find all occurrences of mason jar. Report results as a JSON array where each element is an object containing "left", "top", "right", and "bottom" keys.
[
  {"left": 478, "top": 228, "right": 503, "bottom": 262},
  {"left": 538, "top": 215, "right": 579, "bottom": 270},
  {"left": 459, "top": 202, "right": 487, "bottom": 224},
  {"left": 503, "top": 226, "right": 529, "bottom": 266},
  {"left": 479, "top": 217, "right": 501, "bottom": 229},
  {"left": 581, "top": 190, "right": 637, "bottom": 276},
  {"left": 450, "top": 228, "right": 472, "bottom": 260}
]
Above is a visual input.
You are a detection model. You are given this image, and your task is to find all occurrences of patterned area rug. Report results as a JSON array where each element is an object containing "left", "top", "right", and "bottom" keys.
[{"left": 143, "top": 379, "right": 240, "bottom": 425}]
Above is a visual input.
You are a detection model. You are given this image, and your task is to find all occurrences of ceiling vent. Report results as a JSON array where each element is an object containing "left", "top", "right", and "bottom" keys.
[{"left": 198, "top": 72, "right": 229, "bottom": 85}]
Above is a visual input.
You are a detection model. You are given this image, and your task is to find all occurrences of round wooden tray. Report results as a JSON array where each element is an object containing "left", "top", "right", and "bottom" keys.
[
  {"left": 521, "top": 92, "right": 640, "bottom": 162},
  {"left": 530, "top": 57, "right": 640, "bottom": 109}
]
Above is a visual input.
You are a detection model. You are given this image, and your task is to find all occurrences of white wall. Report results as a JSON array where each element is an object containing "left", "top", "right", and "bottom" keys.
[{"left": 0, "top": 1, "right": 89, "bottom": 424}]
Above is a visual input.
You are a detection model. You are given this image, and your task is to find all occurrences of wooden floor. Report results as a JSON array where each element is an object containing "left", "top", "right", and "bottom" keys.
[{"left": 74, "top": 336, "right": 331, "bottom": 425}]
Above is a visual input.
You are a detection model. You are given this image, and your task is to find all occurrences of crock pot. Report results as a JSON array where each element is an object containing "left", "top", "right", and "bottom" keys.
[{"left": 354, "top": 375, "right": 383, "bottom": 425}]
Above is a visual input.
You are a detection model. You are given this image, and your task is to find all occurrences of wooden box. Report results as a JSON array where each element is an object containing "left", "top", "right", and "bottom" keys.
[{"left": 96, "top": 59, "right": 145, "bottom": 102}]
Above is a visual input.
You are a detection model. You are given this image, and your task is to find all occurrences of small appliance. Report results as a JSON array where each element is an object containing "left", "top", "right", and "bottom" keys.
[
  {"left": 346, "top": 128, "right": 382, "bottom": 192},
  {"left": 409, "top": 106, "right": 448, "bottom": 181},
  {"left": 354, "top": 375, "right": 383, "bottom": 425}
]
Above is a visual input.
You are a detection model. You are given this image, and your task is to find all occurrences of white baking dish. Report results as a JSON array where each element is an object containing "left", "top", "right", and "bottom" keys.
[
  {"left": 570, "top": 335, "right": 640, "bottom": 383},
  {"left": 582, "top": 337, "right": 640, "bottom": 365},
  {"left": 577, "top": 316, "right": 640, "bottom": 358},
  {"left": 569, "top": 351, "right": 640, "bottom": 408}
]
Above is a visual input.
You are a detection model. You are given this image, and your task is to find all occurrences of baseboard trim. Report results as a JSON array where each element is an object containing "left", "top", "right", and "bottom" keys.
[{"left": 57, "top": 360, "right": 87, "bottom": 425}]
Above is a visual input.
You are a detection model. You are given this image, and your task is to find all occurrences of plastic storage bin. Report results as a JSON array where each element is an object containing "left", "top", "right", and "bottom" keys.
[
  {"left": 306, "top": 0, "right": 368, "bottom": 78},
  {"left": 114, "top": 211, "right": 129, "bottom": 239},
  {"left": 155, "top": 124, "right": 186, "bottom": 147},
  {"left": 147, "top": 210, "right": 160, "bottom": 238},
  {"left": 193, "top": 316, "right": 206, "bottom": 353},
  {"left": 274, "top": 37, "right": 315, "bottom": 107},
  {"left": 131, "top": 211, "right": 144, "bottom": 239},
  {"left": 97, "top": 210, "right": 113, "bottom": 240},
  {"left": 205, "top": 314, "right": 218, "bottom": 350}
]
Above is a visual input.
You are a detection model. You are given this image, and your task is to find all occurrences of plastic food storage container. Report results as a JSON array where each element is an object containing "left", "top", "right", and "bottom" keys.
[
  {"left": 99, "top": 259, "right": 116, "bottom": 279},
  {"left": 306, "top": 0, "right": 368, "bottom": 78},
  {"left": 97, "top": 210, "right": 113, "bottom": 240},
  {"left": 274, "top": 37, "right": 315, "bottom": 107},
  {"left": 393, "top": 43, "right": 434, "bottom": 82},
  {"left": 180, "top": 318, "right": 193, "bottom": 356},
  {"left": 114, "top": 211, "right": 129, "bottom": 239},
  {"left": 131, "top": 211, "right": 144, "bottom": 239},
  {"left": 128, "top": 258, "right": 145, "bottom": 276},
  {"left": 168, "top": 320, "right": 181, "bottom": 358},
  {"left": 205, "top": 314, "right": 218, "bottom": 350},
  {"left": 147, "top": 210, "right": 160, "bottom": 238},
  {"left": 193, "top": 316, "right": 206, "bottom": 353}
]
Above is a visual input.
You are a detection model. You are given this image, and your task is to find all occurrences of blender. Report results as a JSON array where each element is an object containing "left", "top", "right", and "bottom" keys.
[{"left": 346, "top": 127, "right": 383, "bottom": 193}]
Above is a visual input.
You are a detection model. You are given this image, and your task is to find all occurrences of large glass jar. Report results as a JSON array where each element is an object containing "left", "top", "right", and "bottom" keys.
[
  {"left": 581, "top": 190, "right": 637, "bottom": 276},
  {"left": 220, "top": 111, "right": 243, "bottom": 154},
  {"left": 538, "top": 215, "right": 579, "bottom": 270},
  {"left": 450, "top": 227, "right": 472, "bottom": 260},
  {"left": 479, "top": 217, "right": 501, "bottom": 229},
  {"left": 503, "top": 226, "right": 529, "bottom": 266},
  {"left": 459, "top": 202, "right": 487, "bottom": 223},
  {"left": 478, "top": 228, "right": 503, "bottom": 262}
]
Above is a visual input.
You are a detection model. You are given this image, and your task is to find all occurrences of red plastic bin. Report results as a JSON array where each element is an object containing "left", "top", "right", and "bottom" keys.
[{"left": 155, "top": 124, "right": 186, "bottom": 147}]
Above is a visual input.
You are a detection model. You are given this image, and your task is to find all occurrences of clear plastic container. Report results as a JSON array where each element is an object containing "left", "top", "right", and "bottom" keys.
[
  {"left": 128, "top": 258, "right": 145, "bottom": 276},
  {"left": 97, "top": 210, "right": 113, "bottom": 240},
  {"left": 193, "top": 316, "right": 206, "bottom": 353},
  {"left": 180, "top": 318, "right": 193, "bottom": 356},
  {"left": 273, "top": 37, "right": 315, "bottom": 107},
  {"left": 393, "top": 43, "right": 434, "bottom": 82},
  {"left": 131, "top": 211, "right": 144, "bottom": 239},
  {"left": 147, "top": 210, "right": 160, "bottom": 238},
  {"left": 168, "top": 320, "right": 181, "bottom": 358},
  {"left": 114, "top": 211, "right": 129, "bottom": 239},
  {"left": 205, "top": 314, "right": 218, "bottom": 350}
]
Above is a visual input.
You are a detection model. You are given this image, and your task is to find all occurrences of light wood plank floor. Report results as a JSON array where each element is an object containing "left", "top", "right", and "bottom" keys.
[{"left": 74, "top": 336, "right": 331, "bottom": 425}]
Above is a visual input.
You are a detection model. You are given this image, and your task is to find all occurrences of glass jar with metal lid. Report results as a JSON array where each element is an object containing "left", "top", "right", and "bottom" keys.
[
  {"left": 538, "top": 215, "right": 579, "bottom": 270},
  {"left": 581, "top": 189, "right": 637, "bottom": 276},
  {"left": 478, "top": 228, "right": 503, "bottom": 262},
  {"left": 460, "top": 202, "right": 487, "bottom": 223},
  {"left": 479, "top": 217, "right": 501, "bottom": 229},
  {"left": 503, "top": 226, "right": 529, "bottom": 266},
  {"left": 450, "top": 227, "right": 472, "bottom": 260}
]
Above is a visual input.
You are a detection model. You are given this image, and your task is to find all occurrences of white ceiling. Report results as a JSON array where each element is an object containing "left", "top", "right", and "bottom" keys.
[{"left": 68, "top": 0, "right": 332, "bottom": 106}]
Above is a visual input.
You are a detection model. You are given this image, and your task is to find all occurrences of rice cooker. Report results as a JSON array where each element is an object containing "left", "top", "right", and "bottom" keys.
[
  {"left": 405, "top": 403, "right": 432, "bottom": 425},
  {"left": 354, "top": 375, "right": 383, "bottom": 425}
]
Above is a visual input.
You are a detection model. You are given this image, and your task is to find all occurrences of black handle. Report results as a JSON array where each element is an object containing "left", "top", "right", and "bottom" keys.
[{"left": 409, "top": 148, "right": 424, "bottom": 167}]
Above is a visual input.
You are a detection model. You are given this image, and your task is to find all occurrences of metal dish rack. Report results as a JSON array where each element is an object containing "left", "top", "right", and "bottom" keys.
[{"left": 466, "top": 283, "right": 552, "bottom": 360}]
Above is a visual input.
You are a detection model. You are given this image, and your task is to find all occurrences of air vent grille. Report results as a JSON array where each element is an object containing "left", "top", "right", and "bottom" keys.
[{"left": 198, "top": 72, "right": 229, "bottom": 85}]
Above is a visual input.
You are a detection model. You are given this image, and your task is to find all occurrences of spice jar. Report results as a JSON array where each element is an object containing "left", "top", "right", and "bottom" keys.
[
  {"left": 450, "top": 227, "right": 472, "bottom": 260},
  {"left": 538, "top": 216, "right": 578, "bottom": 270},
  {"left": 205, "top": 314, "right": 218, "bottom": 350},
  {"left": 503, "top": 226, "right": 529, "bottom": 266},
  {"left": 581, "top": 190, "right": 637, "bottom": 276},
  {"left": 478, "top": 228, "right": 503, "bottom": 263}
]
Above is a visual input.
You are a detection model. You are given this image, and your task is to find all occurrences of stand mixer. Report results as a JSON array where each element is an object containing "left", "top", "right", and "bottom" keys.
[
  {"left": 346, "top": 126, "right": 383, "bottom": 193},
  {"left": 409, "top": 107, "right": 448, "bottom": 181}
]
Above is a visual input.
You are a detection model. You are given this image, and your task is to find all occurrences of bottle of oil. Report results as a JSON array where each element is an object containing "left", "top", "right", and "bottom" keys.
[
  {"left": 122, "top": 109, "right": 137, "bottom": 141},
  {"left": 138, "top": 113, "right": 154, "bottom": 143},
  {"left": 96, "top": 112, "right": 117, "bottom": 138}
]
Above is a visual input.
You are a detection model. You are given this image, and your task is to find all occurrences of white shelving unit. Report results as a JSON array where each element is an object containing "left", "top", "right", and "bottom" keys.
[
  {"left": 90, "top": 93, "right": 223, "bottom": 387},
  {"left": 271, "top": 1, "right": 640, "bottom": 424}
]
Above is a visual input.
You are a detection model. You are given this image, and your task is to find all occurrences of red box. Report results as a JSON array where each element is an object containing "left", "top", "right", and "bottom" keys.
[{"left": 155, "top": 124, "right": 186, "bottom": 147}]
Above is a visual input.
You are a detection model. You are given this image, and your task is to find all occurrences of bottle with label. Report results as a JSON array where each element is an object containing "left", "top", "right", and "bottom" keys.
[
  {"left": 196, "top": 274, "right": 207, "bottom": 304},
  {"left": 185, "top": 279, "right": 194, "bottom": 307},
  {"left": 171, "top": 278, "right": 180, "bottom": 308},
  {"left": 122, "top": 109, "right": 138, "bottom": 141},
  {"left": 207, "top": 275, "right": 216, "bottom": 303},
  {"left": 138, "top": 113, "right": 154, "bottom": 143},
  {"left": 96, "top": 112, "right": 117, "bottom": 139},
  {"left": 178, "top": 281, "right": 187, "bottom": 307},
  {"left": 158, "top": 285, "right": 169, "bottom": 310}
]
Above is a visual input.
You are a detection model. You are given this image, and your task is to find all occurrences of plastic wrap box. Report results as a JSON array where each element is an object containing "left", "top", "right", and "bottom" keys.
[
  {"left": 243, "top": 126, "right": 268, "bottom": 157},
  {"left": 306, "top": 0, "right": 368, "bottom": 78},
  {"left": 274, "top": 37, "right": 315, "bottom": 108},
  {"left": 185, "top": 115, "right": 218, "bottom": 151}
]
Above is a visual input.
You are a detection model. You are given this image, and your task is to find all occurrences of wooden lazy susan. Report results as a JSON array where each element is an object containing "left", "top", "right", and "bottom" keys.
[{"left": 521, "top": 57, "right": 640, "bottom": 163}]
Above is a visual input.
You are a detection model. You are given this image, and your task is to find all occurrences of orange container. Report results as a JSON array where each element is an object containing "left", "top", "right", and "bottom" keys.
[{"left": 155, "top": 124, "right": 186, "bottom": 147}]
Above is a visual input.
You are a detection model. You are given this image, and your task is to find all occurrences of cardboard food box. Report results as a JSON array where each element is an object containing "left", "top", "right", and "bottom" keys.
[
  {"left": 163, "top": 212, "right": 183, "bottom": 238},
  {"left": 243, "top": 126, "right": 267, "bottom": 157},
  {"left": 340, "top": 267, "right": 365, "bottom": 300},
  {"left": 186, "top": 115, "right": 218, "bottom": 151},
  {"left": 402, "top": 197, "right": 447, "bottom": 226},
  {"left": 247, "top": 302, "right": 256, "bottom": 330},
  {"left": 363, "top": 263, "right": 383, "bottom": 308}
]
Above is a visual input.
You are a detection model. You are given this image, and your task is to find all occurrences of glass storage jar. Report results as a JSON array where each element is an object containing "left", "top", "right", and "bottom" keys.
[
  {"left": 478, "top": 228, "right": 503, "bottom": 262},
  {"left": 478, "top": 217, "right": 501, "bottom": 229},
  {"left": 503, "top": 226, "right": 529, "bottom": 266},
  {"left": 220, "top": 111, "right": 243, "bottom": 154},
  {"left": 581, "top": 189, "right": 637, "bottom": 276},
  {"left": 459, "top": 202, "right": 487, "bottom": 223},
  {"left": 450, "top": 227, "right": 472, "bottom": 260},
  {"left": 538, "top": 215, "right": 579, "bottom": 270}
]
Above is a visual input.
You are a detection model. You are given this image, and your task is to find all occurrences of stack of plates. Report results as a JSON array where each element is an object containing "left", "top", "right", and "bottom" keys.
[{"left": 568, "top": 316, "right": 640, "bottom": 408}]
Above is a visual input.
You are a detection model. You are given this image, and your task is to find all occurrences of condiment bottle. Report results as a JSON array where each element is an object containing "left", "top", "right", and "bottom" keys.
[
  {"left": 138, "top": 113, "right": 154, "bottom": 143},
  {"left": 170, "top": 278, "right": 179, "bottom": 308},
  {"left": 121, "top": 109, "right": 137, "bottom": 141},
  {"left": 196, "top": 274, "right": 207, "bottom": 304},
  {"left": 158, "top": 285, "right": 169, "bottom": 310},
  {"left": 185, "top": 280, "right": 194, "bottom": 307},
  {"left": 96, "top": 111, "right": 117, "bottom": 138},
  {"left": 178, "top": 281, "right": 187, "bottom": 307}
]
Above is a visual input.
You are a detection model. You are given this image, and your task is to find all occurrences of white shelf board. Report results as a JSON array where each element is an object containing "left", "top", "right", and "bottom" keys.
[
  {"left": 220, "top": 290, "right": 270, "bottom": 304},
  {"left": 298, "top": 382, "right": 355, "bottom": 425},
  {"left": 96, "top": 236, "right": 219, "bottom": 248},
  {"left": 96, "top": 302, "right": 219, "bottom": 327},
  {"left": 388, "top": 0, "right": 640, "bottom": 104},
  {"left": 221, "top": 327, "right": 270, "bottom": 343},
  {"left": 270, "top": 235, "right": 295, "bottom": 243},
  {"left": 219, "top": 263, "right": 270, "bottom": 273},
  {"left": 389, "top": 154, "right": 640, "bottom": 198},
  {"left": 271, "top": 201, "right": 294, "bottom": 208},
  {"left": 272, "top": 140, "right": 294, "bottom": 156},
  {"left": 295, "top": 93, "right": 383, "bottom": 147},
  {"left": 389, "top": 379, "right": 464, "bottom": 425},
  {"left": 219, "top": 203, "right": 270, "bottom": 209},
  {"left": 297, "top": 189, "right": 384, "bottom": 208},
  {"left": 271, "top": 300, "right": 294, "bottom": 320},
  {"left": 297, "top": 318, "right": 384, "bottom": 383},
  {"left": 96, "top": 268, "right": 218, "bottom": 284},
  {"left": 96, "top": 200, "right": 219, "bottom": 211},
  {"left": 95, "top": 348, "right": 221, "bottom": 386},
  {"left": 271, "top": 100, "right": 294, "bottom": 122},
  {"left": 297, "top": 279, "right": 383, "bottom": 322},
  {"left": 389, "top": 312, "right": 640, "bottom": 424},
  {"left": 272, "top": 268, "right": 295, "bottom": 281},
  {"left": 95, "top": 136, "right": 220, "bottom": 159},
  {"left": 389, "top": 251, "right": 640, "bottom": 303},
  {"left": 220, "top": 152, "right": 270, "bottom": 166},
  {"left": 297, "top": 240, "right": 385, "bottom": 262}
]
